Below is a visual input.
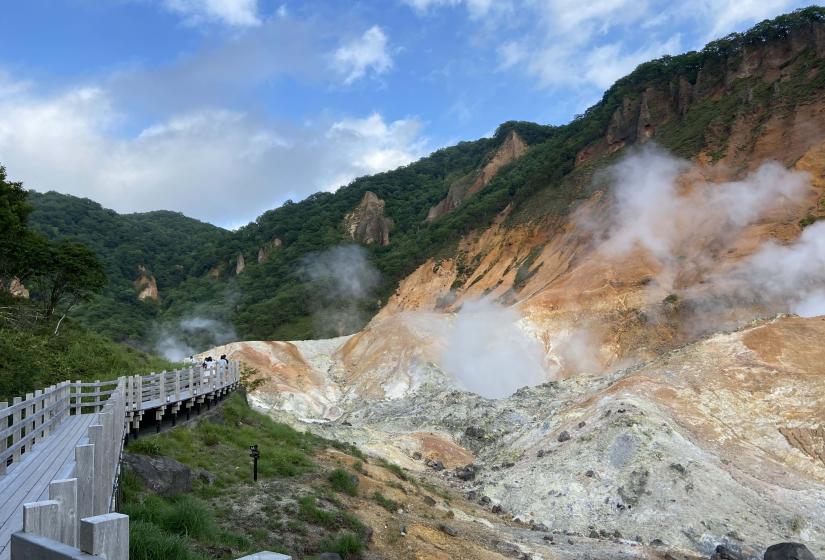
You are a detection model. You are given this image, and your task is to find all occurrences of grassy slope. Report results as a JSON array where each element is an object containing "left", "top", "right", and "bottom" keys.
[{"left": 123, "top": 393, "right": 373, "bottom": 560}]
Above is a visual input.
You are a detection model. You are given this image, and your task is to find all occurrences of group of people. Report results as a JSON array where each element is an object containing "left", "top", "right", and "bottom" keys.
[{"left": 184, "top": 354, "right": 230, "bottom": 369}]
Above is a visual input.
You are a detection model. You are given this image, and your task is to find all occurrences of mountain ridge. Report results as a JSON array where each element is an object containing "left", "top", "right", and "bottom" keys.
[{"left": 24, "top": 6, "right": 825, "bottom": 352}]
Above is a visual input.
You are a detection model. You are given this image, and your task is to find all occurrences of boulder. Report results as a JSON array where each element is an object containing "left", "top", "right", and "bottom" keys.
[
  {"left": 764, "top": 543, "right": 817, "bottom": 560},
  {"left": 439, "top": 524, "right": 458, "bottom": 537},
  {"left": 711, "top": 545, "right": 743, "bottom": 560},
  {"left": 454, "top": 464, "right": 476, "bottom": 481},
  {"left": 122, "top": 452, "right": 193, "bottom": 496},
  {"left": 557, "top": 430, "right": 571, "bottom": 442}
]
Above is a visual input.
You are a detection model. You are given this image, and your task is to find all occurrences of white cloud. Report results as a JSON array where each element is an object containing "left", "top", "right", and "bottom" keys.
[
  {"left": 0, "top": 76, "right": 427, "bottom": 227},
  {"left": 333, "top": 26, "right": 393, "bottom": 84},
  {"left": 402, "top": 0, "right": 503, "bottom": 19},
  {"left": 702, "top": 0, "right": 797, "bottom": 39},
  {"left": 160, "top": 0, "right": 261, "bottom": 27},
  {"left": 417, "top": 0, "right": 805, "bottom": 95}
]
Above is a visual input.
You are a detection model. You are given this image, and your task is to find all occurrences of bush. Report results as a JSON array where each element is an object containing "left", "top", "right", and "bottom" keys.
[
  {"left": 328, "top": 468, "right": 359, "bottom": 496},
  {"left": 319, "top": 532, "right": 364, "bottom": 559},
  {"left": 372, "top": 491, "right": 399, "bottom": 512},
  {"left": 129, "top": 520, "right": 201, "bottom": 560}
]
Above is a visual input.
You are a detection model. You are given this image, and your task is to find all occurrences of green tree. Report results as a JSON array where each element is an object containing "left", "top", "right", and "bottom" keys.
[
  {"left": 33, "top": 241, "right": 106, "bottom": 330},
  {"left": 0, "top": 166, "right": 39, "bottom": 284}
]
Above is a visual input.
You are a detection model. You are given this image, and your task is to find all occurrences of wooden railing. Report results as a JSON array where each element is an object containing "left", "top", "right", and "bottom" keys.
[
  {"left": 0, "top": 382, "right": 73, "bottom": 475},
  {"left": 5, "top": 361, "right": 240, "bottom": 560}
]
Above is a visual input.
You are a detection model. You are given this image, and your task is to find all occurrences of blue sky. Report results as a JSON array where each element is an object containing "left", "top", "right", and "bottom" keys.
[{"left": 0, "top": 0, "right": 814, "bottom": 227}]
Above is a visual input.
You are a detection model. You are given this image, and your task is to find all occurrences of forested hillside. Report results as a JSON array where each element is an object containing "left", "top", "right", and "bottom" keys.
[{"left": 25, "top": 7, "right": 825, "bottom": 350}]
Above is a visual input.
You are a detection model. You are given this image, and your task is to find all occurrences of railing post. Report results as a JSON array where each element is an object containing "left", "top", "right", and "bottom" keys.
[
  {"left": 12, "top": 396, "right": 22, "bottom": 463},
  {"left": 22, "top": 501, "right": 60, "bottom": 541},
  {"left": 24, "top": 392, "right": 33, "bottom": 454},
  {"left": 159, "top": 371, "right": 167, "bottom": 404},
  {"left": 32, "top": 390, "right": 41, "bottom": 446},
  {"left": 49, "top": 478, "right": 78, "bottom": 547},
  {"left": 174, "top": 369, "right": 181, "bottom": 402},
  {"left": 0, "top": 401, "right": 7, "bottom": 475},
  {"left": 88, "top": 424, "right": 105, "bottom": 515},
  {"left": 75, "top": 443, "right": 95, "bottom": 541},
  {"left": 73, "top": 380, "right": 81, "bottom": 415},
  {"left": 79, "top": 513, "right": 129, "bottom": 560}
]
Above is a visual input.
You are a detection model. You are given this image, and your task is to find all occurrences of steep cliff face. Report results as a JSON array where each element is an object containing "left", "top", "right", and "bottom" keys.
[
  {"left": 427, "top": 131, "right": 528, "bottom": 221},
  {"left": 235, "top": 252, "right": 245, "bottom": 275},
  {"left": 577, "top": 17, "right": 825, "bottom": 166},
  {"left": 257, "top": 237, "right": 282, "bottom": 263},
  {"left": 133, "top": 265, "right": 159, "bottom": 301},
  {"left": 343, "top": 191, "right": 394, "bottom": 246}
]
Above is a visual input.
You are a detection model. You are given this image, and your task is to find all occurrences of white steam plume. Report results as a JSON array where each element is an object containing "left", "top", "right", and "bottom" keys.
[
  {"left": 300, "top": 244, "right": 380, "bottom": 336},
  {"left": 155, "top": 317, "right": 237, "bottom": 361},
  {"left": 729, "top": 220, "right": 825, "bottom": 317},
  {"left": 441, "top": 299, "right": 547, "bottom": 399},
  {"left": 593, "top": 144, "right": 811, "bottom": 292},
  {"left": 588, "top": 143, "right": 825, "bottom": 325}
]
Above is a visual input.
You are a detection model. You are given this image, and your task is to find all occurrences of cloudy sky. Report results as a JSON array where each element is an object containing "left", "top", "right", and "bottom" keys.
[{"left": 0, "top": 0, "right": 811, "bottom": 227}]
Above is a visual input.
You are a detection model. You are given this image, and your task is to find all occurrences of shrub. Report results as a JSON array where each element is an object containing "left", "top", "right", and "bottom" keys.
[
  {"left": 376, "top": 458, "right": 408, "bottom": 481},
  {"left": 128, "top": 437, "right": 162, "bottom": 456},
  {"left": 129, "top": 520, "right": 200, "bottom": 560},
  {"left": 328, "top": 468, "right": 359, "bottom": 496},
  {"left": 319, "top": 532, "right": 364, "bottom": 559},
  {"left": 372, "top": 491, "right": 399, "bottom": 512}
]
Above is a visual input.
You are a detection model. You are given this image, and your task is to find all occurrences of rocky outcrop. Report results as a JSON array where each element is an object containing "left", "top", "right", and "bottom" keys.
[
  {"left": 122, "top": 452, "right": 192, "bottom": 495},
  {"left": 133, "top": 266, "right": 159, "bottom": 301},
  {"left": 257, "top": 237, "right": 283, "bottom": 263},
  {"left": 8, "top": 277, "right": 28, "bottom": 299},
  {"left": 235, "top": 253, "right": 246, "bottom": 275},
  {"left": 427, "top": 131, "right": 527, "bottom": 221},
  {"left": 343, "top": 191, "right": 393, "bottom": 246},
  {"left": 764, "top": 543, "right": 817, "bottom": 560}
]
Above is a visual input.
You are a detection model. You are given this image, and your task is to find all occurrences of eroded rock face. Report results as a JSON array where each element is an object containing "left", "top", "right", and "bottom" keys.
[
  {"left": 236, "top": 252, "right": 246, "bottom": 275},
  {"left": 427, "top": 131, "right": 527, "bottom": 221},
  {"left": 258, "top": 237, "right": 283, "bottom": 263},
  {"left": 343, "top": 191, "right": 393, "bottom": 246},
  {"left": 133, "top": 265, "right": 159, "bottom": 301},
  {"left": 8, "top": 277, "right": 28, "bottom": 299}
]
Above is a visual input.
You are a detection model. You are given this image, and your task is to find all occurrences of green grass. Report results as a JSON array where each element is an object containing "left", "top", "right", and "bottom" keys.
[
  {"left": 125, "top": 394, "right": 318, "bottom": 489},
  {"left": 122, "top": 394, "right": 373, "bottom": 558},
  {"left": 318, "top": 532, "right": 364, "bottom": 559},
  {"left": 375, "top": 458, "right": 409, "bottom": 481},
  {"left": 372, "top": 491, "right": 399, "bottom": 513},
  {"left": 328, "top": 468, "right": 359, "bottom": 496}
]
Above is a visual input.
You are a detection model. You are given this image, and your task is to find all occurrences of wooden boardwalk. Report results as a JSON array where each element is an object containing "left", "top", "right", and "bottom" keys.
[
  {"left": 0, "top": 362, "right": 240, "bottom": 560},
  {"left": 0, "top": 414, "right": 95, "bottom": 560}
]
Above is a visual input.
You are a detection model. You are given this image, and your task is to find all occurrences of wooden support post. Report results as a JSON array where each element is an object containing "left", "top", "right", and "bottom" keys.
[
  {"left": 79, "top": 513, "right": 129, "bottom": 560},
  {"left": 22, "top": 500, "right": 60, "bottom": 541},
  {"left": 0, "top": 401, "right": 7, "bottom": 475},
  {"left": 159, "top": 371, "right": 167, "bottom": 405},
  {"left": 174, "top": 370, "right": 181, "bottom": 403},
  {"left": 12, "top": 396, "right": 22, "bottom": 463},
  {"left": 188, "top": 367, "right": 194, "bottom": 398},
  {"left": 73, "top": 381, "right": 81, "bottom": 415},
  {"left": 75, "top": 443, "right": 95, "bottom": 541},
  {"left": 87, "top": 424, "right": 105, "bottom": 516},
  {"left": 48, "top": 478, "right": 78, "bottom": 547},
  {"left": 23, "top": 392, "right": 33, "bottom": 455},
  {"left": 32, "top": 390, "right": 42, "bottom": 446}
]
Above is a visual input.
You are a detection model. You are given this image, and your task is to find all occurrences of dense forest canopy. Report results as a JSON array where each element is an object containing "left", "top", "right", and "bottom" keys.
[{"left": 20, "top": 6, "right": 825, "bottom": 351}]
